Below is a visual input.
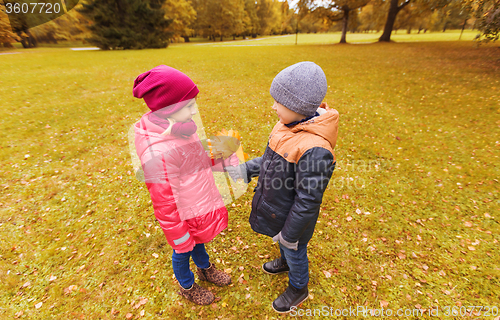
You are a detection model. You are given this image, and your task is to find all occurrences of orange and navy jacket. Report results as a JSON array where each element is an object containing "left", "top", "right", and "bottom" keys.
[{"left": 244, "top": 105, "right": 339, "bottom": 244}]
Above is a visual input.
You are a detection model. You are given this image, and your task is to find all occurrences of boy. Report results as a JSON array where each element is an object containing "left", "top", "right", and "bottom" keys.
[{"left": 228, "top": 61, "right": 339, "bottom": 313}]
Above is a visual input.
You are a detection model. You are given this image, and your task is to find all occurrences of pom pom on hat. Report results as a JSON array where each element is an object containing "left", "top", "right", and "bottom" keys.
[{"left": 133, "top": 65, "right": 199, "bottom": 114}]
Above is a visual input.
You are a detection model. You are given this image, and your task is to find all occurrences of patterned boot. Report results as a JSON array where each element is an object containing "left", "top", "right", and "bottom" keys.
[
  {"left": 177, "top": 282, "right": 214, "bottom": 305},
  {"left": 197, "top": 262, "right": 232, "bottom": 286}
]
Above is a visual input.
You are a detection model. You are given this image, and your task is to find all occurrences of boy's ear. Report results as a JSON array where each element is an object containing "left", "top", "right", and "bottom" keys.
[{"left": 319, "top": 102, "right": 329, "bottom": 110}]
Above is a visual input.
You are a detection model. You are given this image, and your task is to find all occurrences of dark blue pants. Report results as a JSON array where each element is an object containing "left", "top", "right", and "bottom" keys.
[
  {"left": 279, "top": 242, "right": 309, "bottom": 289},
  {"left": 172, "top": 243, "right": 210, "bottom": 289}
]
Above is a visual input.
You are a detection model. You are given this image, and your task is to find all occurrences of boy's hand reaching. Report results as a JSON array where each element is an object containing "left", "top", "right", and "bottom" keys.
[
  {"left": 225, "top": 165, "right": 246, "bottom": 183},
  {"left": 272, "top": 232, "right": 298, "bottom": 251}
]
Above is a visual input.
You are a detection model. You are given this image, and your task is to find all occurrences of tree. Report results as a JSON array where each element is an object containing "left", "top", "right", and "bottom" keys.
[
  {"left": 0, "top": 4, "right": 19, "bottom": 47},
  {"left": 378, "top": 0, "right": 412, "bottom": 41},
  {"left": 163, "top": 0, "right": 196, "bottom": 42},
  {"left": 29, "top": 7, "right": 90, "bottom": 44},
  {"left": 359, "top": 3, "right": 387, "bottom": 32},
  {"left": 310, "top": 0, "right": 371, "bottom": 43},
  {"left": 378, "top": 0, "right": 450, "bottom": 41},
  {"left": 244, "top": 0, "right": 260, "bottom": 37},
  {"left": 466, "top": 0, "right": 499, "bottom": 42},
  {"left": 192, "top": 0, "right": 246, "bottom": 41},
  {"left": 78, "top": 0, "right": 172, "bottom": 49}
]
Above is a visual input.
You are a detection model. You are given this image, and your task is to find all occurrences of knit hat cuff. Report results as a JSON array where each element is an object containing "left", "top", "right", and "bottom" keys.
[
  {"left": 163, "top": 85, "right": 199, "bottom": 115},
  {"left": 270, "top": 81, "right": 318, "bottom": 117}
]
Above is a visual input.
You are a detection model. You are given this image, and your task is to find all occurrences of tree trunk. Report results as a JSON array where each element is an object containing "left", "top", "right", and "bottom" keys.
[
  {"left": 340, "top": 8, "right": 350, "bottom": 44},
  {"left": 407, "top": 26, "right": 412, "bottom": 34},
  {"left": 379, "top": 0, "right": 410, "bottom": 42},
  {"left": 182, "top": 36, "right": 190, "bottom": 42},
  {"left": 459, "top": 18, "right": 468, "bottom": 40},
  {"left": 442, "top": 22, "right": 448, "bottom": 32}
]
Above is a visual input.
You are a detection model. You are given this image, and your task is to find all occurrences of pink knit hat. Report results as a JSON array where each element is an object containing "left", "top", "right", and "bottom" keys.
[{"left": 133, "top": 65, "right": 199, "bottom": 114}]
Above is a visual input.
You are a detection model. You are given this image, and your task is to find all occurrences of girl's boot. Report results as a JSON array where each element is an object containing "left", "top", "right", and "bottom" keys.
[
  {"left": 178, "top": 282, "right": 214, "bottom": 305},
  {"left": 197, "top": 262, "right": 231, "bottom": 286}
]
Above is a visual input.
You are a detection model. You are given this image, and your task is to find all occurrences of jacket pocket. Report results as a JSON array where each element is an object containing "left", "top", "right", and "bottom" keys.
[{"left": 260, "top": 199, "right": 286, "bottom": 229}]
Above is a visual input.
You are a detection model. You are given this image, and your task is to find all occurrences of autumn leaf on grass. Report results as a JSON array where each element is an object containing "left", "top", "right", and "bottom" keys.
[
  {"left": 126, "top": 313, "right": 133, "bottom": 319},
  {"left": 64, "top": 285, "right": 77, "bottom": 295},
  {"left": 464, "top": 221, "right": 473, "bottom": 227},
  {"left": 397, "top": 253, "right": 406, "bottom": 259},
  {"left": 323, "top": 270, "right": 332, "bottom": 278},
  {"left": 380, "top": 300, "right": 389, "bottom": 308},
  {"left": 133, "top": 298, "right": 148, "bottom": 309}
]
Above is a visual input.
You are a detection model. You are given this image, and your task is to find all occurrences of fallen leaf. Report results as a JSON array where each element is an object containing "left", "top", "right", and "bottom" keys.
[
  {"left": 323, "top": 270, "right": 332, "bottom": 278},
  {"left": 49, "top": 275, "right": 57, "bottom": 282},
  {"left": 464, "top": 221, "right": 473, "bottom": 227},
  {"left": 152, "top": 253, "right": 159, "bottom": 258},
  {"left": 35, "top": 302, "right": 42, "bottom": 309},
  {"left": 380, "top": 300, "right": 389, "bottom": 308},
  {"left": 64, "top": 285, "right": 77, "bottom": 295},
  {"left": 126, "top": 313, "right": 133, "bottom": 319},
  {"left": 346, "top": 216, "right": 352, "bottom": 221},
  {"left": 397, "top": 253, "right": 406, "bottom": 259}
]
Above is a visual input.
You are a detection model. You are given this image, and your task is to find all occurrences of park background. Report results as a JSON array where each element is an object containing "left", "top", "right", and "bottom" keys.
[{"left": 1, "top": 0, "right": 500, "bottom": 319}]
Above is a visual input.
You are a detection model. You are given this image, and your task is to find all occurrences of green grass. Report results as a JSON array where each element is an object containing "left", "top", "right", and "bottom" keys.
[{"left": 0, "top": 39, "right": 499, "bottom": 319}]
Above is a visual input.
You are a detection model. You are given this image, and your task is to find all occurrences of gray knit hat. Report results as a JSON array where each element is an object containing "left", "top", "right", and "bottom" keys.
[{"left": 270, "top": 61, "right": 327, "bottom": 117}]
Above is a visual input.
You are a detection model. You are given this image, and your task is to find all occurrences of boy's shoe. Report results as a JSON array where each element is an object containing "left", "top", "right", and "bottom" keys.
[
  {"left": 272, "top": 282, "right": 309, "bottom": 313},
  {"left": 262, "top": 257, "right": 289, "bottom": 275},
  {"left": 177, "top": 282, "right": 214, "bottom": 305},
  {"left": 197, "top": 262, "right": 231, "bottom": 286}
]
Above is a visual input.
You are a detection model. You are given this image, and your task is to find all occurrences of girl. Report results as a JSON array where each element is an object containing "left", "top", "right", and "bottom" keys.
[{"left": 132, "top": 65, "right": 233, "bottom": 305}]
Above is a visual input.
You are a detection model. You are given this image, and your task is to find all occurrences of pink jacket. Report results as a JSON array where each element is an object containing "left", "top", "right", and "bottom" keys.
[{"left": 134, "top": 113, "right": 228, "bottom": 253}]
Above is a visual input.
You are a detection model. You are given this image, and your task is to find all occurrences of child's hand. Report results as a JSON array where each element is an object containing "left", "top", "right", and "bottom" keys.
[
  {"left": 225, "top": 165, "right": 244, "bottom": 182},
  {"left": 272, "top": 232, "right": 298, "bottom": 251}
]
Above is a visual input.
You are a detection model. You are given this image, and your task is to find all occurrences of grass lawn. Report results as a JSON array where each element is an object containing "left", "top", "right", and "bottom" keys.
[{"left": 0, "top": 38, "right": 499, "bottom": 319}]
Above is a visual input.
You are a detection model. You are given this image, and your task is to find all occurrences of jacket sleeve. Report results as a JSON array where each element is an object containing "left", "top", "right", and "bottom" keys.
[
  {"left": 143, "top": 150, "right": 196, "bottom": 253},
  {"left": 280, "top": 147, "right": 335, "bottom": 244},
  {"left": 243, "top": 156, "right": 263, "bottom": 182}
]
